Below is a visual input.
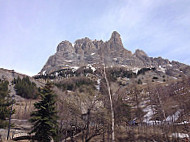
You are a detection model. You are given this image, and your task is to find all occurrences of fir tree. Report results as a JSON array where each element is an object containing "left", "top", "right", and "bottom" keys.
[
  {"left": 0, "top": 80, "right": 13, "bottom": 128},
  {"left": 14, "top": 76, "right": 38, "bottom": 99},
  {"left": 30, "top": 83, "right": 58, "bottom": 142}
]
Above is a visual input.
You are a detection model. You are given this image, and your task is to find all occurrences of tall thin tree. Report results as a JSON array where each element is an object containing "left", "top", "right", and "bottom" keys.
[
  {"left": 0, "top": 80, "right": 13, "bottom": 129},
  {"left": 103, "top": 64, "right": 115, "bottom": 142}
]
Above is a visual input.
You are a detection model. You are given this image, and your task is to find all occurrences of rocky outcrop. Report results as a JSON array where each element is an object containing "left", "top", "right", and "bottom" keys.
[{"left": 40, "top": 31, "right": 190, "bottom": 76}]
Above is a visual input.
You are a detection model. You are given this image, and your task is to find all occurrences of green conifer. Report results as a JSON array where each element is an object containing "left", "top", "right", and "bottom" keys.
[
  {"left": 0, "top": 80, "right": 13, "bottom": 128},
  {"left": 30, "top": 83, "right": 58, "bottom": 142},
  {"left": 14, "top": 76, "right": 38, "bottom": 99}
]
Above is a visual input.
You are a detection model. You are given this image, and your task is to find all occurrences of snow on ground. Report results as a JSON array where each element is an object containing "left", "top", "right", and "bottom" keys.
[
  {"left": 123, "top": 97, "right": 130, "bottom": 101},
  {"left": 96, "top": 79, "right": 101, "bottom": 91},
  {"left": 87, "top": 64, "right": 96, "bottom": 72},
  {"left": 65, "top": 60, "right": 73, "bottom": 62},
  {"left": 113, "top": 58, "right": 117, "bottom": 61},
  {"left": 132, "top": 67, "right": 141, "bottom": 74},
  {"left": 171, "top": 133, "right": 189, "bottom": 138},
  {"left": 145, "top": 120, "right": 162, "bottom": 125},
  {"left": 71, "top": 66, "right": 79, "bottom": 71},
  {"left": 172, "top": 77, "right": 177, "bottom": 80},
  {"left": 55, "top": 72, "right": 59, "bottom": 76},
  {"left": 141, "top": 100, "right": 163, "bottom": 124},
  {"left": 121, "top": 65, "right": 128, "bottom": 67},
  {"left": 143, "top": 105, "right": 154, "bottom": 123},
  {"left": 42, "top": 70, "right": 46, "bottom": 75},
  {"left": 158, "top": 65, "right": 166, "bottom": 73},
  {"left": 165, "top": 109, "right": 182, "bottom": 122},
  {"left": 177, "top": 121, "right": 190, "bottom": 125},
  {"left": 157, "top": 81, "right": 164, "bottom": 83}
]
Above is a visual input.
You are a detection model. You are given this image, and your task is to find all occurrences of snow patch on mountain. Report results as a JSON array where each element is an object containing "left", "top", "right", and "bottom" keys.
[
  {"left": 65, "top": 60, "right": 73, "bottom": 62},
  {"left": 96, "top": 79, "right": 101, "bottom": 91},
  {"left": 143, "top": 105, "right": 154, "bottom": 123},
  {"left": 71, "top": 66, "right": 79, "bottom": 71},
  {"left": 171, "top": 133, "right": 189, "bottom": 138},
  {"left": 165, "top": 109, "right": 182, "bottom": 122},
  {"left": 158, "top": 65, "right": 166, "bottom": 73},
  {"left": 87, "top": 64, "right": 96, "bottom": 72},
  {"left": 42, "top": 70, "right": 46, "bottom": 75},
  {"left": 132, "top": 67, "right": 141, "bottom": 74}
]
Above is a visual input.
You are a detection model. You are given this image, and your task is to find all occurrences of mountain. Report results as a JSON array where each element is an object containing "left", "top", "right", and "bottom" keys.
[
  {"left": 1, "top": 32, "right": 189, "bottom": 141},
  {"left": 40, "top": 31, "right": 190, "bottom": 78},
  {"left": 35, "top": 32, "right": 190, "bottom": 141}
]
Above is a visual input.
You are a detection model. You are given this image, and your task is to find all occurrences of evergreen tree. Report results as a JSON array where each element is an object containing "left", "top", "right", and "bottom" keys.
[
  {"left": 0, "top": 80, "right": 13, "bottom": 128},
  {"left": 30, "top": 83, "right": 58, "bottom": 142},
  {"left": 14, "top": 76, "right": 38, "bottom": 99}
]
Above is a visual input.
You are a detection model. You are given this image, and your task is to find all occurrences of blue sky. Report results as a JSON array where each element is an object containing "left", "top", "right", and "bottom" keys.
[{"left": 0, "top": 0, "right": 190, "bottom": 76}]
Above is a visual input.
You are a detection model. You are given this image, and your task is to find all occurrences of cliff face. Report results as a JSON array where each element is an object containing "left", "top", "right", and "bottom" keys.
[{"left": 40, "top": 31, "right": 190, "bottom": 76}]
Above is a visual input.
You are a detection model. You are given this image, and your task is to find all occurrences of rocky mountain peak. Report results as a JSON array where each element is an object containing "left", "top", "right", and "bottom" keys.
[
  {"left": 75, "top": 37, "right": 91, "bottom": 45},
  {"left": 39, "top": 31, "right": 190, "bottom": 76},
  {"left": 107, "top": 31, "right": 125, "bottom": 52},
  {"left": 57, "top": 40, "right": 74, "bottom": 52},
  {"left": 134, "top": 49, "right": 148, "bottom": 57},
  {"left": 110, "top": 31, "right": 121, "bottom": 40},
  {"left": 109, "top": 31, "right": 122, "bottom": 46}
]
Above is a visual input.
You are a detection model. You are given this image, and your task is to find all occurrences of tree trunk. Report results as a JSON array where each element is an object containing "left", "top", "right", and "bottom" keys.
[
  {"left": 103, "top": 64, "right": 115, "bottom": 142},
  {"left": 102, "top": 121, "right": 105, "bottom": 142},
  {"left": 156, "top": 90, "right": 166, "bottom": 120},
  {"left": 85, "top": 109, "right": 90, "bottom": 141}
]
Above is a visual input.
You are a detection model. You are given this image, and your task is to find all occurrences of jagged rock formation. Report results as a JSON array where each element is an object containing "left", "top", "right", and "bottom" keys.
[{"left": 40, "top": 31, "right": 190, "bottom": 77}]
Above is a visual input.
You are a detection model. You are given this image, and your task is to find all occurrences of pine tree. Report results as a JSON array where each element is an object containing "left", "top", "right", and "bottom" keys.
[
  {"left": 0, "top": 80, "right": 13, "bottom": 128},
  {"left": 30, "top": 83, "right": 58, "bottom": 142},
  {"left": 14, "top": 76, "right": 38, "bottom": 99}
]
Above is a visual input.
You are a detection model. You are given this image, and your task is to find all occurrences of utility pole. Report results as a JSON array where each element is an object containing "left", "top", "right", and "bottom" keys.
[{"left": 7, "top": 95, "right": 15, "bottom": 140}]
